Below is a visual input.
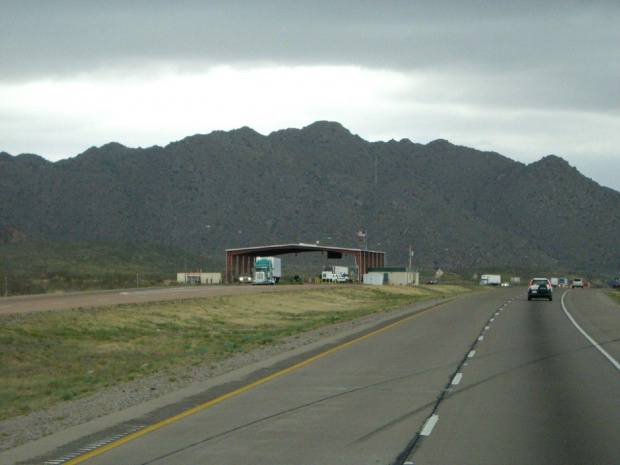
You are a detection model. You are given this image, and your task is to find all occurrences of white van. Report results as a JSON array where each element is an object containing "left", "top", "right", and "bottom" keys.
[{"left": 571, "top": 278, "right": 584, "bottom": 288}]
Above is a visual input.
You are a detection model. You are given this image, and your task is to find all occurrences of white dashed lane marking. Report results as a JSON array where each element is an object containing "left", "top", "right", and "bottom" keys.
[{"left": 420, "top": 414, "right": 439, "bottom": 436}]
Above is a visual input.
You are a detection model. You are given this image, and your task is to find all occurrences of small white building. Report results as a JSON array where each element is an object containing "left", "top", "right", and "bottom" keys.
[
  {"left": 363, "top": 273, "right": 386, "bottom": 286},
  {"left": 363, "top": 268, "right": 419, "bottom": 286},
  {"left": 177, "top": 272, "right": 222, "bottom": 284}
]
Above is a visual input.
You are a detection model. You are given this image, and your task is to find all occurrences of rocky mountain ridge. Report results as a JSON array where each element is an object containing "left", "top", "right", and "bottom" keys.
[{"left": 1, "top": 121, "right": 619, "bottom": 274}]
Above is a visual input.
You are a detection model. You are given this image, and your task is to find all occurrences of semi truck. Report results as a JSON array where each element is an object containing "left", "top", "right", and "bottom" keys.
[
  {"left": 322, "top": 265, "right": 349, "bottom": 283},
  {"left": 252, "top": 257, "right": 281, "bottom": 285},
  {"left": 480, "top": 274, "right": 501, "bottom": 286}
]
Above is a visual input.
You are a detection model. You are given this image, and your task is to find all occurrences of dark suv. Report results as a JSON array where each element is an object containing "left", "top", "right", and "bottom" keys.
[{"left": 528, "top": 278, "right": 553, "bottom": 301}]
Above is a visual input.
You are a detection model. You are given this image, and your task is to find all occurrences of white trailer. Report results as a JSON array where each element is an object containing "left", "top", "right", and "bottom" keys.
[
  {"left": 322, "top": 265, "right": 349, "bottom": 283},
  {"left": 480, "top": 274, "right": 501, "bottom": 286}
]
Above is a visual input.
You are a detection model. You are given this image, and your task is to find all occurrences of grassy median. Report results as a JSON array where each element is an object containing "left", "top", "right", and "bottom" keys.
[{"left": 0, "top": 284, "right": 469, "bottom": 421}]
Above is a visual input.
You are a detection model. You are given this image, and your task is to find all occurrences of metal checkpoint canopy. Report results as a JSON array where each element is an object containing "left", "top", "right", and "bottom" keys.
[{"left": 225, "top": 243, "right": 385, "bottom": 283}]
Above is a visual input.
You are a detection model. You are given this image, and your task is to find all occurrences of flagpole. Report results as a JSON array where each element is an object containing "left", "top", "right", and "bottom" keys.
[{"left": 357, "top": 229, "right": 368, "bottom": 250}]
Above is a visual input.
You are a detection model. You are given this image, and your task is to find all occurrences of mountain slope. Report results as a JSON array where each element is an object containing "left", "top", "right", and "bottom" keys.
[{"left": 1, "top": 121, "right": 618, "bottom": 274}]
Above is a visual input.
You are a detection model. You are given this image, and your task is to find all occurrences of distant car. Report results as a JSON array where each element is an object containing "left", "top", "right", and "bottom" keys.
[
  {"left": 238, "top": 273, "right": 252, "bottom": 284},
  {"left": 571, "top": 277, "right": 584, "bottom": 288},
  {"left": 426, "top": 279, "right": 438, "bottom": 284},
  {"left": 528, "top": 278, "right": 553, "bottom": 301}
]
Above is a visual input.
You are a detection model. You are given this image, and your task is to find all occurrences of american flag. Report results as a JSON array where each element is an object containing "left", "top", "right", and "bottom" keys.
[{"left": 357, "top": 230, "right": 366, "bottom": 239}]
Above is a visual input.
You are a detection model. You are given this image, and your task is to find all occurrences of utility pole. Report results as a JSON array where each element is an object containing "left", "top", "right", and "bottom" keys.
[
  {"left": 409, "top": 245, "right": 413, "bottom": 270},
  {"left": 374, "top": 154, "right": 377, "bottom": 188}
]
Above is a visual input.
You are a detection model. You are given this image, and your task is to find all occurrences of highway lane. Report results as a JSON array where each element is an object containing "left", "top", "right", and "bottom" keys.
[
  {"left": 0, "top": 284, "right": 310, "bottom": 314},
  {"left": 408, "top": 288, "right": 620, "bottom": 464},
  {"left": 4, "top": 287, "right": 618, "bottom": 464}
]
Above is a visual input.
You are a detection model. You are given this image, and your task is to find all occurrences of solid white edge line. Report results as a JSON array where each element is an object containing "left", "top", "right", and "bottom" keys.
[
  {"left": 420, "top": 414, "right": 439, "bottom": 436},
  {"left": 561, "top": 291, "right": 620, "bottom": 372}
]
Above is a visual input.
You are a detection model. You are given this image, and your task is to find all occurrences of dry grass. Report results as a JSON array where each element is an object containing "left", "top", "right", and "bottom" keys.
[{"left": 0, "top": 284, "right": 469, "bottom": 421}]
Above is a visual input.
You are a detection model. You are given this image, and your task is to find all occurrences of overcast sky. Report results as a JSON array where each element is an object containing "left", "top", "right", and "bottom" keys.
[{"left": 1, "top": 1, "right": 619, "bottom": 191}]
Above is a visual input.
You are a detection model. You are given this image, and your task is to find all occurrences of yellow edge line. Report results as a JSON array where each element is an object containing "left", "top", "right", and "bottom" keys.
[{"left": 66, "top": 302, "right": 446, "bottom": 464}]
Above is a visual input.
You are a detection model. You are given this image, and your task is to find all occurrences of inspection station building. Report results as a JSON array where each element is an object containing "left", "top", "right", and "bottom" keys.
[{"left": 225, "top": 243, "right": 386, "bottom": 284}]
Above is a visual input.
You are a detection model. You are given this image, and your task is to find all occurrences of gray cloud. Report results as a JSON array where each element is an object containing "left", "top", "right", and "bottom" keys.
[
  {"left": 3, "top": 2, "right": 617, "bottom": 73},
  {"left": 1, "top": 0, "right": 619, "bottom": 190},
  {"left": 3, "top": 1, "right": 616, "bottom": 118},
  {"left": 2, "top": 1, "right": 617, "bottom": 102}
]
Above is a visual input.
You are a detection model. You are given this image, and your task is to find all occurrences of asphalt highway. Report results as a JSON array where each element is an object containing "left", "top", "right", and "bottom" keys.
[
  {"left": 411, "top": 288, "right": 620, "bottom": 464},
  {"left": 2, "top": 287, "right": 619, "bottom": 464}
]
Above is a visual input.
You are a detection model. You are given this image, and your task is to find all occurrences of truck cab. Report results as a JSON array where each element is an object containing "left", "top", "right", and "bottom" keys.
[{"left": 252, "top": 257, "right": 282, "bottom": 285}]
